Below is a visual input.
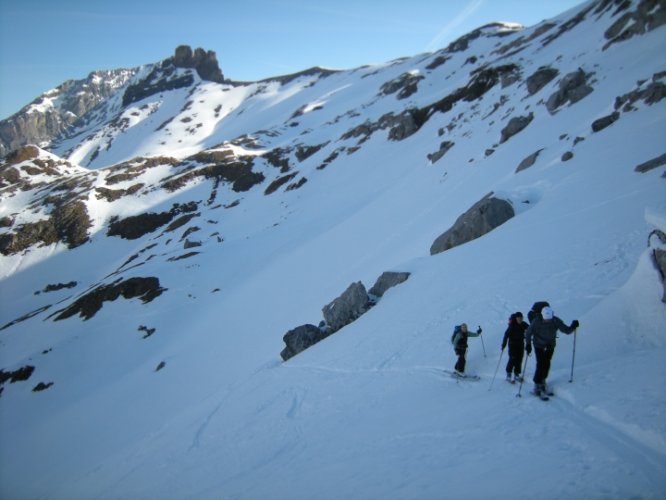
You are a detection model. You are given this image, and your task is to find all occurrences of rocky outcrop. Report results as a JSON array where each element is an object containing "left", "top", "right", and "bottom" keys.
[
  {"left": 53, "top": 277, "right": 166, "bottom": 321},
  {"left": 430, "top": 194, "right": 515, "bottom": 255},
  {"left": 341, "top": 64, "right": 521, "bottom": 145},
  {"left": 546, "top": 69, "right": 594, "bottom": 114},
  {"left": 380, "top": 72, "right": 425, "bottom": 99},
  {"left": 0, "top": 200, "right": 92, "bottom": 256},
  {"left": 123, "top": 46, "right": 224, "bottom": 107},
  {"left": 280, "top": 324, "right": 331, "bottom": 361},
  {"left": 526, "top": 67, "right": 559, "bottom": 95},
  {"left": 635, "top": 152, "right": 666, "bottom": 173},
  {"left": 322, "top": 282, "right": 371, "bottom": 334},
  {"left": 107, "top": 202, "right": 198, "bottom": 240},
  {"left": 603, "top": 0, "right": 666, "bottom": 50},
  {"left": 615, "top": 73, "right": 666, "bottom": 112},
  {"left": 500, "top": 113, "right": 534, "bottom": 143},
  {"left": 516, "top": 149, "right": 544, "bottom": 173},
  {"left": 592, "top": 111, "right": 621, "bottom": 132},
  {"left": 368, "top": 272, "right": 411, "bottom": 298},
  {"left": 427, "top": 141, "right": 455, "bottom": 164},
  {"left": 0, "top": 69, "right": 137, "bottom": 158},
  {"left": 172, "top": 45, "right": 224, "bottom": 83},
  {"left": 280, "top": 272, "right": 410, "bottom": 360}
]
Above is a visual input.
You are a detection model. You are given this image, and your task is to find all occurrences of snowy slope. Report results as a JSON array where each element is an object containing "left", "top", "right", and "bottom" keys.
[{"left": 1, "top": 1, "right": 666, "bottom": 498}]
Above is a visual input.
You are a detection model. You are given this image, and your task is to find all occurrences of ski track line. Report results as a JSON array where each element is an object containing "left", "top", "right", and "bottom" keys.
[{"left": 552, "top": 395, "right": 666, "bottom": 489}]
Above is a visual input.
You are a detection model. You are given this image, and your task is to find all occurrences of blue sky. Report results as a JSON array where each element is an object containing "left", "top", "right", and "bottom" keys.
[{"left": 0, "top": 0, "right": 584, "bottom": 120}]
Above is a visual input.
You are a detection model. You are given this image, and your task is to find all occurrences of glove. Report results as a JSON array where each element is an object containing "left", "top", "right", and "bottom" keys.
[
  {"left": 571, "top": 320, "right": 580, "bottom": 329},
  {"left": 477, "top": 326, "right": 483, "bottom": 334},
  {"left": 525, "top": 343, "right": 532, "bottom": 355}
]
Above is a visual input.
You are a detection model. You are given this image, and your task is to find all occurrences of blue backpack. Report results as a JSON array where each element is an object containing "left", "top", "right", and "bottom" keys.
[{"left": 451, "top": 325, "right": 462, "bottom": 345}]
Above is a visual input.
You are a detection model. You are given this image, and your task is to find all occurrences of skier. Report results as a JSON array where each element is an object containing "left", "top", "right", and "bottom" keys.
[
  {"left": 452, "top": 323, "right": 482, "bottom": 376},
  {"left": 525, "top": 306, "right": 579, "bottom": 397},
  {"left": 501, "top": 312, "right": 527, "bottom": 383}
]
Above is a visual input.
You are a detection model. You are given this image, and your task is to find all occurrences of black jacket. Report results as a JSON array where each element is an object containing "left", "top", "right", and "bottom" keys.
[{"left": 502, "top": 319, "right": 527, "bottom": 350}]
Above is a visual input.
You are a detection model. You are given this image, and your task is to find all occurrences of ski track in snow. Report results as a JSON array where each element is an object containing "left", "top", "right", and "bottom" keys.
[{"left": 550, "top": 393, "right": 666, "bottom": 492}]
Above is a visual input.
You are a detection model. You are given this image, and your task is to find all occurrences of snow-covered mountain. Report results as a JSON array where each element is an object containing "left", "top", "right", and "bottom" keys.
[{"left": 1, "top": 1, "right": 666, "bottom": 498}]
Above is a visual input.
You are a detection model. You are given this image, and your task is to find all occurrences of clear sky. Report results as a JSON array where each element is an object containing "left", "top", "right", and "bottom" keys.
[{"left": 0, "top": 0, "right": 585, "bottom": 120}]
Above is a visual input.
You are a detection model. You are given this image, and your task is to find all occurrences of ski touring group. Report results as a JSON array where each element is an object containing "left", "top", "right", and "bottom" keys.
[{"left": 451, "top": 302, "right": 580, "bottom": 400}]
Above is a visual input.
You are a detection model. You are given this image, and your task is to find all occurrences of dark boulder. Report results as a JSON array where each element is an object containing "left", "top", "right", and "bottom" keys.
[
  {"left": 281, "top": 324, "right": 330, "bottom": 361},
  {"left": 322, "top": 282, "right": 370, "bottom": 334},
  {"left": 546, "top": 69, "right": 594, "bottom": 114},
  {"left": 430, "top": 194, "right": 515, "bottom": 255},
  {"left": 635, "top": 152, "right": 666, "bottom": 173},
  {"left": 526, "top": 67, "right": 559, "bottom": 95},
  {"left": 500, "top": 113, "right": 534, "bottom": 143},
  {"left": 53, "top": 277, "right": 166, "bottom": 321},
  {"left": 173, "top": 45, "right": 224, "bottom": 83},
  {"left": 516, "top": 149, "right": 544, "bottom": 173},
  {"left": 592, "top": 111, "right": 620, "bottom": 132},
  {"left": 369, "top": 272, "right": 411, "bottom": 298}
]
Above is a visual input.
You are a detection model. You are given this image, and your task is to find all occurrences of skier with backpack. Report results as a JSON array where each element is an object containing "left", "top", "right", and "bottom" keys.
[
  {"left": 525, "top": 306, "right": 579, "bottom": 398},
  {"left": 451, "top": 323, "right": 482, "bottom": 376},
  {"left": 501, "top": 312, "right": 527, "bottom": 383}
]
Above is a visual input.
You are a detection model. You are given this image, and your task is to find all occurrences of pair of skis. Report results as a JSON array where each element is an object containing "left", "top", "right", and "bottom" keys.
[
  {"left": 442, "top": 369, "right": 480, "bottom": 381},
  {"left": 443, "top": 369, "right": 555, "bottom": 401}
]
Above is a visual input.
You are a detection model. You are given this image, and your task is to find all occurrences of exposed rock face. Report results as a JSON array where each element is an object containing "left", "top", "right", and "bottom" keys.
[
  {"left": 380, "top": 72, "right": 425, "bottom": 99},
  {"left": 280, "top": 324, "right": 330, "bottom": 361},
  {"left": 603, "top": 0, "right": 666, "bottom": 50},
  {"left": 635, "top": 152, "right": 666, "bottom": 173},
  {"left": 123, "top": 46, "right": 224, "bottom": 107},
  {"left": 53, "top": 277, "right": 166, "bottom": 321},
  {"left": 322, "top": 282, "right": 371, "bottom": 334},
  {"left": 368, "top": 272, "right": 411, "bottom": 298},
  {"left": 592, "top": 111, "right": 621, "bottom": 132},
  {"left": 546, "top": 69, "right": 594, "bottom": 114},
  {"left": 0, "top": 69, "right": 137, "bottom": 157},
  {"left": 341, "top": 64, "right": 521, "bottom": 145},
  {"left": 0, "top": 200, "right": 92, "bottom": 256},
  {"left": 526, "top": 67, "right": 559, "bottom": 95},
  {"left": 430, "top": 194, "right": 515, "bottom": 255},
  {"left": 427, "top": 141, "right": 455, "bottom": 163},
  {"left": 280, "top": 272, "right": 411, "bottom": 360},
  {"left": 172, "top": 45, "right": 224, "bottom": 83},
  {"left": 516, "top": 149, "right": 544, "bottom": 173},
  {"left": 500, "top": 113, "right": 534, "bottom": 143},
  {"left": 107, "top": 202, "right": 198, "bottom": 240}
]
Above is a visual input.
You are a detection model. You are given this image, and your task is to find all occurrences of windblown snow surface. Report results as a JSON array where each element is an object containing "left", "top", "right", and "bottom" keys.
[{"left": 1, "top": 1, "right": 665, "bottom": 498}]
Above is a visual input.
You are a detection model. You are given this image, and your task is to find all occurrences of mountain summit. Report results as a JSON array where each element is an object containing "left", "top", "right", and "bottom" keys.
[
  {"left": 0, "top": 45, "right": 224, "bottom": 158},
  {"left": 1, "top": 1, "right": 666, "bottom": 498}
]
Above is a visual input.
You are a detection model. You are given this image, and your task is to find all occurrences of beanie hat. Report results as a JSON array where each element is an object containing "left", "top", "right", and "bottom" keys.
[{"left": 541, "top": 306, "right": 554, "bottom": 320}]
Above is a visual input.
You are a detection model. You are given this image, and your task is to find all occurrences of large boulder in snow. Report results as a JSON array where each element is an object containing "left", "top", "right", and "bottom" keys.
[
  {"left": 322, "top": 282, "right": 371, "bottom": 333},
  {"left": 546, "top": 69, "right": 594, "bottom": 114},
  {"left": 369, "top": 272, "right": 411, "bottom": 298},
  {"left": 280, "top": 324, "right": 330, "bottom": 361},
  {"left": 430, "top": 194, "right": 515, "bottom": 255},
  {"left": 526, "top": 67, "right": 559, "bottom": 95},
  {"left": 500, "top": 113, "right": 534, "bottom": 143}
]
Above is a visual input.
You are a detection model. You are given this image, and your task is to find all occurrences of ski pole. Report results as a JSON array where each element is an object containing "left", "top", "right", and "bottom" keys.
[
  {"left": 488, "top": 348, "right": 504, "bottom": 391},
  {"left": 516, "top": 353, "right": 530, "bottom": 398},
  {"left": 569, "top": 328, "right": 577, "bottom": 383},
  {"left": 478, "top": 325, "right": 487, "bottom": 358}
]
